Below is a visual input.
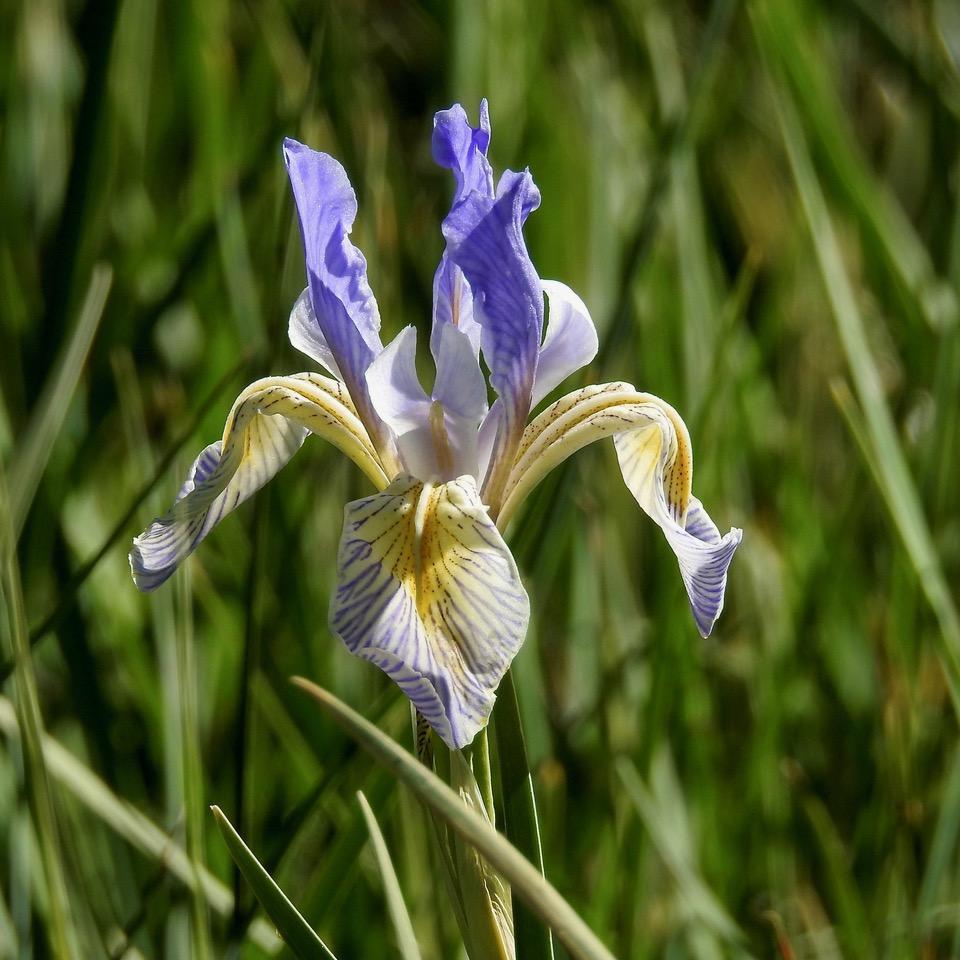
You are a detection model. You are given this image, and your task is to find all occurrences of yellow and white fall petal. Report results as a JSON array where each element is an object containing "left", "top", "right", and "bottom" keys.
[
  {"left": 130, "top": 373, "right": 388, "bottom": 592},
  {"left": 499, "top": 382, "right": 741, "bottom": 637},
  {"left": 329, "top": 474, "right": 529, "bottom": 749}
]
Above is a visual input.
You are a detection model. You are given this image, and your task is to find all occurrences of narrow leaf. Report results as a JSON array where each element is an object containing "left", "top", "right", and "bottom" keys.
[
  {"left": 769, "top": 65, "right": 960, "bottom": 712},
  {"left": 9, "top": 263, "right": 112, "bottom": 538},
  {"left": 211, "top": 805, "right": 338, "bottom": 960},
  {"left": 291, "top": 677, "right": 617, "bottom": 960},
  {"left": 492, "top": 670, "right": 553, "bottom": 960},
  {"left": 356, "top": 791, "right": 423, "bottom": 960},
  {"left": 0, "top": 465, "right": 80, "bottom": 959},
  {"left": 0, "top": 696, "right": 280, "bottom": 954}
]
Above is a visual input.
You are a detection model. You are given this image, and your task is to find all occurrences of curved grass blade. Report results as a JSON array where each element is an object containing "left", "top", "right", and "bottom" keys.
[
  {"left": 291, "top": 678, "right": 617, "bottom": 960},
  {"left": 356, "top": 791, "right": 423, "bottom": 960},
  {"left": 20, "top": 350, "right": 251, "bottom": 653},
  {"left": 211, "top": 805, "right": 338, "bottom": 960},
  {"left": 0, "top": 466, "right": 80, "bottom": 959},
  {"left": 768, "top": 63, "right": 960, "bottom": 714},
  {"left": 8, "top": 264, "right": 112, "bottom": 540},
  {"left": 0, "top": 696, "right": 281, "bottom": 954}
]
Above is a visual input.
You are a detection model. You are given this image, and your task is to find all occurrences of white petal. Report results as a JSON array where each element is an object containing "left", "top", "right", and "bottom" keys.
[
  {"left": 531, "top": 280, "right": 598, "bottom": 407},
  {"left": 288, "top": 287, "right": 343, "bottom": 379}
]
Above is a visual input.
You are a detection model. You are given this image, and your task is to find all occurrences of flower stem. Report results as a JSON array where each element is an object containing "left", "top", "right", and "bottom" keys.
[
  {"left": 471, "top": 729, "right": 495, "bottom": 824},
  {"left": 493, "top": 669, "right": 555, "bottom": 960}
]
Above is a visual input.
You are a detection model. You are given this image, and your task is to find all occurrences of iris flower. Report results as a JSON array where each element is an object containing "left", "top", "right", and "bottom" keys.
[{"left": 130, "top": 101, "right": 741, "bottom": 750}]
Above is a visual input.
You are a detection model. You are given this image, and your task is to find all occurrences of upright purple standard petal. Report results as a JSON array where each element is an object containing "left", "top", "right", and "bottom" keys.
[
  {"left": 283, "top": 139, "right": 391, "bottom": 456},
  {"left": 431, "top": 100, "right": 494, "bottom": 203},
  {"left": 430, "top": 102, "right": 494, "bottom": 364},
  {"left": 442, "top": 168, "right": 544, "bottom": 512}
]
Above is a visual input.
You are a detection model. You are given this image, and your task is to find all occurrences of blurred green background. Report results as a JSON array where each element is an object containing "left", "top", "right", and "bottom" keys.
[{"left": 3, "top": 0, "right": 960, "bottom": 956}]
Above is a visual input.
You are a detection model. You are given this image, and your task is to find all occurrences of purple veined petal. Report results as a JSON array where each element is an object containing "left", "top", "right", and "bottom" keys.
[
  {"left": 430, "top": 253, "right": 482, "bottom": 361},
  {"left": 442, "top": 168, "right": 544, "bottom": 510},
  {"left": 432, "top": 100, "right": 494, "bottom": 204},
  {"left": 497, "top": 382, "right": 741, "bottom": 636},
  {"left": 289, "top": 287, "right": 342, "bottom": 379},
  {"left": 656, "top": 497, "right": 742, "bottom": 638},
  {"left": 130, "top": 373, "right": 388, "bottom": 592},
  {"left": 531, "top": 280, "right": 599, "bottom": 408},
  {"left": 283, "top": 139, "right": 390, "bottom": 454},
  {"left": 330, "top": 474, "right": 530, "bottom": 749},
  {"left": 615, "top": 422, "right": 742, "bottom": 637}
]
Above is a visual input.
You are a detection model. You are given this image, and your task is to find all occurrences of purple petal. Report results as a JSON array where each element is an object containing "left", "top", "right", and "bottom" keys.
[
  {"left": 430, "top": 102, "right": 492, "bottom": 363},
  {"left": 660, "top": 498, "right": 742, "bottom": 638},
  {"left": 613, "top": 421, "right": 742, "bottom": 638},
  {"left": 283, "top": 139, "right": 386, "bottom": 442},
  {"left": 442, "top": 168, "right": 544, "bottom": 503},
  {"left": 432, "top": 100, "right": 494, "bottom": 204},
  {"left": 532, "top": 280, "right": 599, "bottom": 407}
]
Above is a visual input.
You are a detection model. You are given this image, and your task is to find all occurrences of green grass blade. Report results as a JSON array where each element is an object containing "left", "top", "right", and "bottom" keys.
[
  {"left": 175, "top": 564, "right": 212, "bottom": 959},
  {"left": 0, "top": 468, "right": 79, "bottom": 958},
  {"left": 801, "top": 796, "right": 874, "bottom": 958},
  {"left": 291, "top": 677, "right": 617, "bottom": 960},
  {"left": 769, "top": 62, "right": 960, "bottom": 713},
  {"left": 8, "top": 263, "right": 112, "bottom": 540},
  {"left": 356, "top": 790, "right": 423, "bottom": 960},
  {"left": 0, "top": 695, "right": 281, "bottom": 954},
  {"left": 211, "top": 805, "right": 338, "bottom": 960},
  {"left": 18, "top": 350, "right": 250, "bottom": 656},
  {"left": 617, "top": 757, "right": 742, "bottom": 945},
  {"left": 918, "top": 744, "right": 960, "bottom": 927}
]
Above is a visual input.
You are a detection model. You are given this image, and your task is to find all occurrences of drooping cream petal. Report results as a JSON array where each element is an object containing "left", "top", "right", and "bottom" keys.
[
  {"left": 499, "top": 382, "right": 741, "bottom": 637},
  {"left": 130, "top": 373, "right": 388, "bottom": 592},
  {"left": 329, "top": 474, "right": 529, "bottom": 749}
]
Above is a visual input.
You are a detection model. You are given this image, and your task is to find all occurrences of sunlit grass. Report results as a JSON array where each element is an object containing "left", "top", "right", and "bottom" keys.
[{"left": 2, "top": 0, "right": 960, "bottom": 956}]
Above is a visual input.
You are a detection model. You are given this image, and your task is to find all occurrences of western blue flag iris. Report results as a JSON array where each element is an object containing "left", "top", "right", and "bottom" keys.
[{"left": 130, "top": 101, "right": 742, "bottom": 750}]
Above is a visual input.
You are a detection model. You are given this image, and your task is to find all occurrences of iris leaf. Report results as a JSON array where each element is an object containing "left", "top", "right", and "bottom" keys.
[
  {"left": 211, "top": 805, "right": 338, "bottom": 960},
  {"left": 0, "top": 695, "right": 281, "bottom": 953},
  {"left": 356, "top": 790, "right": 423, "bottom": 960},
  {"left": 292, "top": 677, "right": 616, "bottom": 960}
]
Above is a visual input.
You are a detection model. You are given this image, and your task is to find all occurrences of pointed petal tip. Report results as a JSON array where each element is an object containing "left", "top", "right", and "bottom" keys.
[
  {"left": 128, "top": 532, "right": 176, "bottom": 594},
  {"left": 689, "top": 525, "right": 743, "bottom": 638},
  {"left": 281, "top": 136, "right": 307, "bottom": 165}
]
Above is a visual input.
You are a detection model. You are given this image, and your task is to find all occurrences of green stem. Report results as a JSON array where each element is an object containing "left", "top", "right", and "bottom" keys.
[
  {"left": 471, "top": 729, "right": 495, "bottom": 824},
  {"left": 493, "top": 669, "right": 554, "bottom": 960}
]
